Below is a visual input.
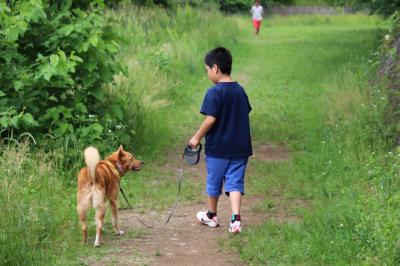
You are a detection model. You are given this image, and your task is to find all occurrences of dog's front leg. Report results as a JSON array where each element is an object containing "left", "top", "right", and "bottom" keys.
[{"left": 110, "top": 199, "right": 124, "bottom": 235}]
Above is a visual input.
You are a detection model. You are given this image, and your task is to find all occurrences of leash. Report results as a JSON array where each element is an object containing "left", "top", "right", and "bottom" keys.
[
  {"left": 120, "top": 187, "right": 153, "bottom": 229},
  {"left": 102, "top": 160, "right": 152, "bottom": 228},
  {"left": 165, "top": 161, "right": 184, "bottom": 225},
  {"left": 165, "top": 144, "right": 202, "bottom": 225}
]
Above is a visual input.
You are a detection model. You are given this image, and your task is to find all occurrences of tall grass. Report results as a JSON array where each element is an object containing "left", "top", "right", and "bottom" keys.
[
  {"left": 107, "top": 5, "right": 238, "bottom": 158},
  {"left": 0, "top": 143, "right": 78, "bottom": 265}
]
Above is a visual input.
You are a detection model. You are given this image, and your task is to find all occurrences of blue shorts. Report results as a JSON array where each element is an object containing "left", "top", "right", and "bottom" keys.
[{"left": 205, "top": 156, "right": 248, "bottom": 197}]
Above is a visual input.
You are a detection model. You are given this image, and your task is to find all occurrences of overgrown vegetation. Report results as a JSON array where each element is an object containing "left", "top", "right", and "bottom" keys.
[
  {"left": 0, "top": 4, "right": 237, "bottom": 264},
  {"left": 1, "top": 0, "right": 399, "bottom": 265},
  {"left": 0, "top": 1, "right": 126, "bottom": 152}
]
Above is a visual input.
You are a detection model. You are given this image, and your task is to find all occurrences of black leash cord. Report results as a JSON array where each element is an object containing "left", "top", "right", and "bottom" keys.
[
  {"left": 165, "top": 162, "right": 184, "bottom": 225},
  {"left": 119, "top": 187, "right": 153, "bottom": 229}
]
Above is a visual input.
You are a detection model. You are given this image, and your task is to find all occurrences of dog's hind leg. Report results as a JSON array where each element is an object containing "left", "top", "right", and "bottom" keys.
[
  {"left": 77, "top": 191, "right": 91, "bottom": 243},
  {"left": 110, "top": 199, "right": 124, "bottom": 235},
  {"left": 93, "top": 189, "right": 106, "bottom": 247}
]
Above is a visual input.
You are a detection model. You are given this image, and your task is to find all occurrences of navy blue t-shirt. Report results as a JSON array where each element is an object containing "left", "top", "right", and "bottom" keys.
[{"left": 200, "top": 82, "right": 252, "bottom": 159}]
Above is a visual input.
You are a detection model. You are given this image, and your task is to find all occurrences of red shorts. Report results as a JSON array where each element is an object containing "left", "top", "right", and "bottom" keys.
[{"left": 252, "top": 19, "right": 262, "bottom": 29}]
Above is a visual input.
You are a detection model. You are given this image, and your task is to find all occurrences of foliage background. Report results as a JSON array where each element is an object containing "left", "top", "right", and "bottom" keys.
[
  {"left": 1, "top": 0, "right": 400, "bottom": 265},
  {"left": 0, "top": 1, "right": 130, "bottom": 158}
]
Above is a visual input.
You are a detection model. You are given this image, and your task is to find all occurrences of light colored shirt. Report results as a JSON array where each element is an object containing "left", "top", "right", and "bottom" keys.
[{"left": 251, "top": 5, "right": 263, "bottom": 21}]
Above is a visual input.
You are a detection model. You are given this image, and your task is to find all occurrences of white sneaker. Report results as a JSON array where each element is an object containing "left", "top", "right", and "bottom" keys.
[
  {"left": 229, "top": 220, "right": 242, "bottom": 234},
  {"left": 196, "top": 211, "right": 219, "bottom": 227}
]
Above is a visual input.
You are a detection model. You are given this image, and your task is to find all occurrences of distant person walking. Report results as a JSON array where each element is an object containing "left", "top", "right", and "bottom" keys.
[{"left": 251, "top": 0, "right": 264, "bottom": 36}]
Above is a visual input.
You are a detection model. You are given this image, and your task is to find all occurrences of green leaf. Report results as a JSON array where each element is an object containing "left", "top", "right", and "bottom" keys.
[
  {"left": 49, "top": 96, "right": 58, "bottom": 102},
  {"left": 70, "top": 53, "right": 83, "bottom": 63},
  {"left": 10, "top": 115, "right": 19, "bottom": 129},
  {"left": 57, "top": 25, "right": 74, "bottom": 36},
  {"left": 44, "top": 108, "right": 60, "bottom": 121},
  {"left": 0, "top": 91, "right": 5, "bottom": 97},
  {"left": 75, "top": 103, "right": 88, "bottom": 113},
  {"left": 50, "top": 54, "right": 59, "bottom": 67},
  {"left": 14, "top": 80, "right": 24, "bottom": 91},
  {"left": 89, "top": 35, "right": 99, "bottom": 47},
  {"left": 111, "top": 105, "right": 123, "bottom": 120},
  {"left": 82, "top": 74, "right": 96, "bottom": 88},
  {"left": 91, "top": 87, "right": 104, "bottom": 100},
  {"left": 21, "top": 113, "right": 39, "bottom": 128},
  {"left": 99, "top": 66, "right": 113, "bottom": 82},
  {"left": 90, "top": 123, "right": 104, "bottom": 135}
]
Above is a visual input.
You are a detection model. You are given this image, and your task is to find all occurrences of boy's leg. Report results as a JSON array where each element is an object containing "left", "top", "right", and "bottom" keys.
[
  {"left": 224, "top": 158, "right": 248, "bottom": 233},
  {"left": 208, "top": 195, "right": 219, "bottom": 213},
  {"left": 197, "top": 156, "right": 229, "bottom": 227},
  {"left": 229, "top": 191, "right": 242, "bottom": 215}
]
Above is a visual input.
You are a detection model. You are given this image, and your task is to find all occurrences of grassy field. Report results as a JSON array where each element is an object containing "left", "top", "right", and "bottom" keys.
[
  {"left": 1, "top": 6, "right": 396, "bottom": 265},
  {"left": 229, "top": 14, "right": 396, "bottom": 265}
]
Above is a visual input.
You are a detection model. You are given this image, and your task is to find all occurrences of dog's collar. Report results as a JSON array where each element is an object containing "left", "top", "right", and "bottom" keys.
[{"left": 104, "top": 161, "right": 121, "bottom": 179}]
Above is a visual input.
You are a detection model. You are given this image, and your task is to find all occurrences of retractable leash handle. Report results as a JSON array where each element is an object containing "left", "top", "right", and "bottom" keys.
[
  {"left": 183, "top": 143, "right": 202, "bottom": 166},
  {"left": 165, "top": 143, "right": 203, "bottom": 225}
]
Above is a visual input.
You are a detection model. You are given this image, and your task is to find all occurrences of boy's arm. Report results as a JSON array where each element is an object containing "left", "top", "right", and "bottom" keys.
[{"left": 189, "top": 115, "right": 216, "bottom": 148}]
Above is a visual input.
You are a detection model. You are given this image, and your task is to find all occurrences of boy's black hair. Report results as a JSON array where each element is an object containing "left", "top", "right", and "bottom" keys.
[{"left": 204, "top": 47, "right": 232, "bottom": 75}]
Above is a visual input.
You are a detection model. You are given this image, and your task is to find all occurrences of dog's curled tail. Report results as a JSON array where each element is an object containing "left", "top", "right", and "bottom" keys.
[{"left": 84, "top": 146, "right": 100, "bottom": 182}]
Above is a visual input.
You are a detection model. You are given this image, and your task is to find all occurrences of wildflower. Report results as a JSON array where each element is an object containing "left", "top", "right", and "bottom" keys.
[{"left": 385, "top": 34, "right": 390, "bottom": 41}]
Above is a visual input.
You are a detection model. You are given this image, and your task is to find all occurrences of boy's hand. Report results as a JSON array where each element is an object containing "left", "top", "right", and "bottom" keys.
[
  {"left": 188, "top": 136, "right": 200, "bottom": 148},
  {"left": 189, "top": 115, "right": 215, "bottom": 148}
]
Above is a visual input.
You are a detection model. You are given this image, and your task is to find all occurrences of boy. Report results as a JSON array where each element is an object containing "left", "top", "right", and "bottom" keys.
[
  {"left": 188, "top": 47, "right": 252, "bottom": 234},
  {"left": 251, "top": 0, "right": 264, "bottom": 36}
]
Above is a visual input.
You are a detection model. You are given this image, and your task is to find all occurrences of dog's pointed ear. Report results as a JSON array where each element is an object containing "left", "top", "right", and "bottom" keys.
[{"left": 118, "top": 145, "right": 124, "bottom": 158}]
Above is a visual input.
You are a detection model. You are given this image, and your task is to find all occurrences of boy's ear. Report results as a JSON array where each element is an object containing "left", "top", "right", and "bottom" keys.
[{"left": 213, "top": 64, "right": 219, "bottom": 74}]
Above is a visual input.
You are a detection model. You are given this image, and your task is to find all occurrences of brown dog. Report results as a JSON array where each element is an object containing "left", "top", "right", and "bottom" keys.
[{"left": 77, "top": 145, "right": 142, "bottom": 247}]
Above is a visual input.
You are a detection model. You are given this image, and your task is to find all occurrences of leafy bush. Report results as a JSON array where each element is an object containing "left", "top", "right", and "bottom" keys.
[
  {"left": 0, "top": 1, "right": 123, "bottom": 148},
  {"left": 219, "top": 0, "right": 253, "bottom": 13},
  {"left": 357, "top": 0, "right": 400, "bottom": 16}
]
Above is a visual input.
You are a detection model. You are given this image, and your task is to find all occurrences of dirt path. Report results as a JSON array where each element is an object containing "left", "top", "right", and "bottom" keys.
[{"left": 84, "top": 143, "right": 301, "bottom": 266}]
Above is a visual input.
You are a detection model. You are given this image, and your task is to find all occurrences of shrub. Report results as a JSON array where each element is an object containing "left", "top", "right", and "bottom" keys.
[{"left": 0, "top": 1, "right": 124, "bottom": 147}]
